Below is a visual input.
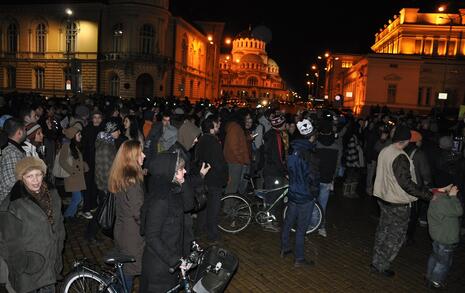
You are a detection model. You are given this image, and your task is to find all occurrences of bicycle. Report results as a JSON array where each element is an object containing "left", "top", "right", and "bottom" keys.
[
  {"left": 219, "top": 184, "right": 323, "bottom": 234},
  {"left": 61, "top": 253, "right": 134, "bottom": 293}
]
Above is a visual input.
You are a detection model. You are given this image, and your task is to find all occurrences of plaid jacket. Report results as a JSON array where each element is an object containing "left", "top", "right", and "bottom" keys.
[{"left": 0, "top": 141, "right": 26, "bottom": 204}]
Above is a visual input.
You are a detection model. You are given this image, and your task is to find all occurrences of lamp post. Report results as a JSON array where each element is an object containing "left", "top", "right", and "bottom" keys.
[{"left": 65, "top": 8, "right": 73, "bottom": 94}]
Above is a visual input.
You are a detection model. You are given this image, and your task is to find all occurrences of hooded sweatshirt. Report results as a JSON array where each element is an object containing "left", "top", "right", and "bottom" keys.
[{"left": 315, "top": 133, "right": 341, "bottom": 183}]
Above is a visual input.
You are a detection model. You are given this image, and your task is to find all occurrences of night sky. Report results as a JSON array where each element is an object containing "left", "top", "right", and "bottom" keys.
[{"left": 171, "top": 0, "right": 464, "bottom": 94}]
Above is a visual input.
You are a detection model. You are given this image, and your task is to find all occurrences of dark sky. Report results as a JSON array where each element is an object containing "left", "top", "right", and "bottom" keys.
[{"left": 171, "top": 0, "right": 463, "bottom": 94}]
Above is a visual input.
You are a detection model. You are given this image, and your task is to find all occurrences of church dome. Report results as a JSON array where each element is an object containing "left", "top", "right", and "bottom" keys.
[
  {"left": 267, "top": 58, "right": 278, "bottom": 67},
  {"left": 241, "top": 53, "right": 264, "bottom": 64}
]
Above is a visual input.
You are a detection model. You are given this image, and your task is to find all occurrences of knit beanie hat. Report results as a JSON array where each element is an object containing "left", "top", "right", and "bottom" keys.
[
  {"left": 15, "top": 156, "right": 47, "bottom": 180},
  {"left": 104, "top": 117, "right": 121, "bottom": 134},
  {"left": 270, "top": 113, "right": 285, "bottom": 128},
  {"left": 63, "top": 125, "right": 80, "bottom": 139},
  {"left": 25, "top": 123, "right": 42, "bottom": 141},
  {"left": 392, "top": 125, "right": 411, "bottom": 143}
]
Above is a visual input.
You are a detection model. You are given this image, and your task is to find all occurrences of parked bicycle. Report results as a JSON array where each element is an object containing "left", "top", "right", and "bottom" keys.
[
  {"left": 219, "top": 184, "right": 323, "bottom": 234},
  {"left": 61, "top": 241, "right": 238, "bottom": 293}
]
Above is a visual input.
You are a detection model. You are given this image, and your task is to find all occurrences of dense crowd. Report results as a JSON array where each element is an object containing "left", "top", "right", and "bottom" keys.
[{"left": 0, "top": 92, "right": 464, "bottom": 292}]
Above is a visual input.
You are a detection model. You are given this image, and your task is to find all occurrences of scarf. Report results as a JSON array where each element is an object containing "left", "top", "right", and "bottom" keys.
[{"left": 27, "top": 183, "right": 54, "bottom": 226}]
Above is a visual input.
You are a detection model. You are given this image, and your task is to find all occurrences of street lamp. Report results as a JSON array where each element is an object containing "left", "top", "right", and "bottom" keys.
[{"left": 65, "top": 8, "right": 73, "bottom": 93}]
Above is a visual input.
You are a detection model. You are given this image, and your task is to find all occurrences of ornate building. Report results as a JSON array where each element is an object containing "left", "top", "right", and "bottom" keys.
[
  {"left": 219, "top": 29, "right": 288, "bottom": 104},
  {"left": 0, "top": 0, "right": 223, "bottom": 101},
  {"left": 325, "top": 8, "right": 465, "bottom": 114}
]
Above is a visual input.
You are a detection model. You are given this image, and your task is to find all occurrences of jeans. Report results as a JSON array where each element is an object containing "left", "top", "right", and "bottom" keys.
[
  {"left": 281, "top": 200, "right": 315, "bottom": 261},
  {"left": 123, "top": 275, "right": 133, "bottom": 292},
  {"left": 426, "top": 241, "right": 456, "bottom": 284},
  {"left": 318, "top": 183, "right": 331, "bottom": 229},
  {"left": 64, "top": 191, "right": 82, "bottom": 218},
  {"left": 225, "top": 163, "right": 247, "bottom": 194}
]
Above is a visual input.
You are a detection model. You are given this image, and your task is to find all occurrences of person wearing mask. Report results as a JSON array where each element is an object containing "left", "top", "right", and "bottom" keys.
[
  {"left": 281, "top": 119, "right": 319, "bottom": 268},
  {"left": 195, "top": 116, "right": 229, "bottom": 243},
  {"left": 140, "top": 152, "right": 192, "bottom": 292},
  {"left": 0, "top": 118, "right": 26, "bottom": 204},
  {"left": 0, "top": 157, "right": 65, "bottom": 293},
  {"left": 108, "top": 140, "right": 145, "bottom": 291},
  {"left": 60, "top": 125, "right": 88, "bottom": 220}
]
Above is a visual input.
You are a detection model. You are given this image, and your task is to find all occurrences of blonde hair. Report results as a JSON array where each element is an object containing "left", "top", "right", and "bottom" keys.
[{"left": 108, "top": 140, "right": 144, "bottom": 193}]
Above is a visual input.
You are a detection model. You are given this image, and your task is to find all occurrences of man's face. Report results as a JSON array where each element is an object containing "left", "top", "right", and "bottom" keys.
[
  {"left": 92, "top": 114, "right": 103, "bottom": 126},
  {"left": 25, "top": 110, "right": 39, "bottom": 124},
  {"left": 162, "top": 116, "right": 170, "bottom": 127},
  {"left": 35, "top": 107, "right": 44, "bottom": 118}
]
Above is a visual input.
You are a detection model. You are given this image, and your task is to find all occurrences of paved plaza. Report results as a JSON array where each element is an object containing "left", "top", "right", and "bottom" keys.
[{"left": 62, "top": 190, "right": 465, "bottom": 292}]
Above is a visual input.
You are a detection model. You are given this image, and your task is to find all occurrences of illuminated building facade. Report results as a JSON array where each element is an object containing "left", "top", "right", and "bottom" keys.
[
  {"left": 0, "top": 0, "right": 223, "bottom": 101},
  {"left": 325, "top": 8, "right": 465, "bottom": 114},
  {"left": 219, "top": 29, "right": 288, "bottom": 103}
]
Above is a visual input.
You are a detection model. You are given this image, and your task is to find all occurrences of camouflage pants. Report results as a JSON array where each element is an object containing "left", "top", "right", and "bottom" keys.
[{"left": 372, "top": 200, "right": 410, "bottom": 271}]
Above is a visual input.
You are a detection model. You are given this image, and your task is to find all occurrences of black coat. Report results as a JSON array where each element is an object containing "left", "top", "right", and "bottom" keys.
[
  {"left": 195, "top": 134, "right": 228, "bottom": 188},
  {"left": 263, "top": 129, "right": 287, "bottom": 178},
  {"left": 0, "top": 182, "right": 65, "bottom": 293}
]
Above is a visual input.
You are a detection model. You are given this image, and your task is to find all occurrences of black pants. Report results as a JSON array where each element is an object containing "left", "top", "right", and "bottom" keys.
[
  {"left": 83, "top": 168, "right": 98, "bottom": 212},
  {"left": 85, "top": 189, "right": 109, "bottom": 240},
  {"left": 197, "top": 186, "right": 223, "bottom": 241}
]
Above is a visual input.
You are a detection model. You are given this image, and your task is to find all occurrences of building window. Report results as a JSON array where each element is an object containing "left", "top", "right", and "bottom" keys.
[
  {"left": 425, "top": 87, "right": 431, "bottom": 105},
  {"left": 110, "top": 74, "right": 120, "bottom": 96},
  {"left": 387, "top": 84, "right": 397, "bottom": 104},
  {"left": 35, "top": 68, "right": 45, "bottom": 89},
  {"left": 447, "top": 41, "right": 456, "bottom": 56},
  {"left": 36, "top": 23, "right": 46, "bottom": 53},
  {"left": 341, "top": 61, "right": 352, "bottom": 68},
  {"left": 112, "top": 23, "right": 123, "bottom": 53},
  {"left": 66, "top": 22, "right": 77, "bottom": 53},
  {"left": 181, "top": 38, "right": 188, "bottom": 66},
  {"left": 6, "top": 67, "right": 16, "bottom": 88},
  {"left": 140, "top": 24, "right": 154, "bottom": 54},
  {"left": 415, "top": 39, "right": 422, "bottom": 54},
  {"left": 389, "top": 64, "right": 398, "bottom": 68},
  {"left": 64, "top": 68, "right": 72, "bottom": 90},
  {"left": 417, "top": 87, "right": 423, "bottom": 105},
  {"left": 247, "top": 77, "right": 258, "bottom": 86},
  {"left": 7, "top": 23, "right": 18, "bottom": 53}
]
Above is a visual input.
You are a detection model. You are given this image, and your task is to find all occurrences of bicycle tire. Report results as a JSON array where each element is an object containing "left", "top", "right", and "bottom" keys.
[
  {"left": 282, "top": 202, "right": 323, "bottom": 235},
  {"left": 218, "top": 195, "right": 252, "bottom": 233},
  {"left": 61, "top": 270, "right": 118, "bottom": 293}
]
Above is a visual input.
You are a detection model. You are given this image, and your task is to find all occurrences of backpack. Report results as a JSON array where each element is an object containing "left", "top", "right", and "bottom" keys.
[{"left": 287, "top": 147, "right": 315, "bottom": 201}]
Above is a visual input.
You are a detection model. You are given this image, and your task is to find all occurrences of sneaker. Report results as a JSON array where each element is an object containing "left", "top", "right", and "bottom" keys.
[
  {"left": 318, "top": 228, "right": 327, "bottom": 237},
  {"left": 263, "top": 222, "right": 280, "bottom": 233},
  {"left": 294, "top": 259, "right": 315, "bottom": 268},
  {"left": 370, "top": 264, "right": 395, "bottom": 278},
  {"left": 82, "top": 212, "right": 93, "bottom": 220},
  {"left": 425, "top": 279, "right": 446, "bottom": 290},
  {"left": 419, "top": 220, "right": 428, "bottom": 227}
]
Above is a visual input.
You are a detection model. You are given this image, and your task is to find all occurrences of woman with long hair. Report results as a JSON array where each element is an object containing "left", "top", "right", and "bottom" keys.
[
  {"left": 108, "top": 140, "right": 145, "bottom": 291},
  {"left": 60, "top": 125, "right": 88, "bottom": 219},
  {"left": 123, "top": 115, "right": 144, "bottom": 145}
]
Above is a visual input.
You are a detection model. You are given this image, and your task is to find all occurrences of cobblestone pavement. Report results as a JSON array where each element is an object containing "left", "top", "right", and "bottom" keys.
[{"left": 62, "top": 191, "right": 465, "bottom": 292}]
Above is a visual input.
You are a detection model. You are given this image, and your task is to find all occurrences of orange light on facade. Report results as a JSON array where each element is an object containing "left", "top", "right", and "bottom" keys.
[
  {"left": 207, "top": 35, "right": 213, "bottom": 41},
  {"left": 225, "top": 38, "right": 232, "bottom": 45},
  {"left": 226, "top": 56, "right": 230, "bottom": 60},
  {"left": 324, "top": 52, "right": 330, "bottom": 58},
  {"left": 236, "top": 59, "right": 240, "bottom": 63}
]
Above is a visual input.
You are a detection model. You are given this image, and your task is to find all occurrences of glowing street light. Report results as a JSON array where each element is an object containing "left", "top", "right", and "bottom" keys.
[
  {"left": 225, "top": 38, "right": 232, "bottom": 45},
  {"left": 65, "top": 8, "right": 73, "bottom": 16},
  {"left": 207, "top": 35, "right": 213, "bottom": 42}
]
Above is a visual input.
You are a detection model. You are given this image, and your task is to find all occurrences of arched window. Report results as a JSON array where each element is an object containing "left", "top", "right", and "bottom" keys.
[
  {"left": 247, "top": 77, "right": 258, "bottom": 86},
  {"left": 110, "top": 74, "right": 120, "bottom": 96},
  {"left": 35, "top": 67, "right": 45, "bottom": 89},
  {"left": 66, "top": 22, "right": 77, "bottom": 53},
  {"left": 112, "top": 23, "right": 123, "bottom": 53},
  {"left": 7, "top": 23, "right": 18, "bottom": 53},
  {"left": 36, "top": 23, "right": 46, "bottom": 53},
  {"left": 181, "top": 37, "right": 188, "bottom": 66},
  {"left": 140, "top": 24, "right": 154, "bottom": 54}
]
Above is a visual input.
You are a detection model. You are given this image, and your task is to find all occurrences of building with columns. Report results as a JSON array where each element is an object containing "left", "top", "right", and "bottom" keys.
[
  {"left": 0, "top": 0, "right": 223, "bottom": 101},
  {"left": 219, "top": 28, "right": 288, "bottom": 104},
  {"left": 325, "top": 8, "right": 465, "bottom": 115}
]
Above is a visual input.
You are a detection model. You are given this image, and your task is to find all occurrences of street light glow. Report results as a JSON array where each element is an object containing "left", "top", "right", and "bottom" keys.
[
  {"left": 311, "top": 65, "right": 317, "bottom": 70},
  {"left": 225, "top": 38, "right": 231, "bottom": 45},
  {"left": 325, "top": 52, "right": 330, "bottom": 58},
  {"left": 65, "top": 8, "right": 73, "bottom": 16},
  {"left": 438, "top": 6, "right": 446, "bottom": 12},
  {"left": 207, "top": 35, "right": 213, "bottom": 41}
]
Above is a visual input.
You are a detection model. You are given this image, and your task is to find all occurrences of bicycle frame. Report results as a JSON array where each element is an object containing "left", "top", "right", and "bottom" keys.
[
  {"left": 255, "top": 185, "right": 289, "bottom": 219},
  {"left": 69, "top": 260, "right": 128, "bottom": 293}
]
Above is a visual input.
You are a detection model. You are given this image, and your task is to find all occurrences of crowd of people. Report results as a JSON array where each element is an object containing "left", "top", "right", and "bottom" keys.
[{"left": 0, "top": 92, "right": 463, "bottom": 291}]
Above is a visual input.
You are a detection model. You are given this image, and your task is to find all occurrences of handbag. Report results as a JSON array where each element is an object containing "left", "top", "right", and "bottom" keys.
[
  {"left": 97, "top": 192, "right": 116, "bottom": 231},
  {"left": 52, "top": 150, "right": 70, "bottom": 178}
]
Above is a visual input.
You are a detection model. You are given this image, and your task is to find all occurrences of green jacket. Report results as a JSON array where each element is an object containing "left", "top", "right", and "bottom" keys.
[{"left": 428, "top": 194, "right": 463, "bottom": 245}]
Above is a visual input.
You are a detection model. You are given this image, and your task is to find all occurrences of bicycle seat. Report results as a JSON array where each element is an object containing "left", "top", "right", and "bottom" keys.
[{"left": 103, "top": 254, "right": 136, "bottom": 265}]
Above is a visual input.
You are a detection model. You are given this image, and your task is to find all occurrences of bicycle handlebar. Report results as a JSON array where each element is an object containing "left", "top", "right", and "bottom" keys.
[{"left": 169, "top": 260, "right": 183, "bottom": 274}]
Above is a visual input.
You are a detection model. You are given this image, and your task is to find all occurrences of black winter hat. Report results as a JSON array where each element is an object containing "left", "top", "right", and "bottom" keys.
[{"left": 392, "top": 125, "right": 411, "bottom": 143}]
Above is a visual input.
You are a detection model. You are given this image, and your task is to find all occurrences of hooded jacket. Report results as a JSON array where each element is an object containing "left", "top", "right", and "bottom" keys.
[
  {"left": 315, "top": 133, "right": 341, "bottom": 183},
  {"left": 140, "top": 152, "right": 191, "bottom": 292}
]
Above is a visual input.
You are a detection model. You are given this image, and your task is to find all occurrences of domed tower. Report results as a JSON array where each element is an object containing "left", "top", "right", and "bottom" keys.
[{"left": 231, "top": 27, "right": 267, "bottom": 65}]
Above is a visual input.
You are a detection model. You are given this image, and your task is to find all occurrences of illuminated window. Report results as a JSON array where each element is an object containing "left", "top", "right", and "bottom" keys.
[
  {"left": 35, "top": 68, "right": 45, "bottom": 89},
  {"left": 387, "top": 84, "right": 397, "bottom": 104},
  {"left": 181, "top": 37, "right": 188, "bottom": 66},
  {"left": 447, "top": 41, "right": 456, "bottom": 56},
  {"left": 7, "top": 23, "right": 18, "bottom": 53},
  {"left": 66, "top": 22, "right": 77, "bottom": 53},
  {"left": 110, "top": 74, "right": 120, "bottom": 96},
  {"left": 36, "top": 23, "right": 46, "bottom": 53},
  {"left": 64, "top": 68, "right": 72, "bottom": 90},
  {"left": 112, "top": 23, "right": 123, "bottom": 53},
  {"left": 341, "top": 61, "right": 352, "bottom": 68},
  {"left": 6, "top": 67, "right": 16, "bottom": 88},
  {"left": 415, "top": 39, "right": 422, "bottom": 54},
  {"left": 140, "top": 24, "right": 154, "bottom": 54}
]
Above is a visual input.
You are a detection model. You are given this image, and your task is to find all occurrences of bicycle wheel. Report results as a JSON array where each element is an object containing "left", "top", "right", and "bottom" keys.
[
  {"left": 61, "top": 270, "right": 117, "bottom": 293},
  {"left": 282, "top": 202, "right": 323, "bottom": 235},
  {"left": 218, "top": 195, "right": 252, "bottom": 233}
]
